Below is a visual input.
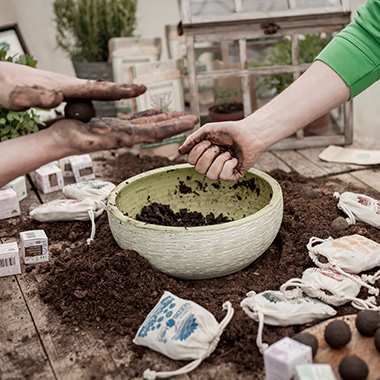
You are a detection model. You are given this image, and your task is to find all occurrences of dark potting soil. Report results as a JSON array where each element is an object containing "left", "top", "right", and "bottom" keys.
[
  {"left": 3, "top": 151, "right": 380, "bottom": 378},
  {"left": 135, "top": 202, "right": 233, "bottom": 227}
]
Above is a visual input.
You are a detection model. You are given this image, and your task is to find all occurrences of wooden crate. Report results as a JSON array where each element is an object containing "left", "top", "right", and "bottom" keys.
[{"left": 180, "top": 0, "right": 353, "bottom": 149}]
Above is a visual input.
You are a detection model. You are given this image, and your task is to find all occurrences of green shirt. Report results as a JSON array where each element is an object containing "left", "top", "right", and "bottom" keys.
[{"left": 316, "top": 0, "right": 380, "bottom": 99}]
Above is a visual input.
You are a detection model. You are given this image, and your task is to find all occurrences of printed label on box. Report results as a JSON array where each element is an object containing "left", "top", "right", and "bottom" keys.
[
  {"left": 0, "top": 242, "right": 21, "bottom": 277},
  {"left": 20, "top": 230, "right": 49, "bottom": 264},
  {"left": 0, "top": 188, "right": 21, "bottom": 220}
]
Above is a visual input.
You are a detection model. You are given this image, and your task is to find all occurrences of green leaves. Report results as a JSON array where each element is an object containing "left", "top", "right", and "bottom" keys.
[
  {"left": 0, "top": 49, "right": 43, "bottom": 141},
  {"left": 252, "top": 33, "right": 333, "bottom": 97},
  {"left": 53, "top": 0, "right": 138, "bottom": 62}
]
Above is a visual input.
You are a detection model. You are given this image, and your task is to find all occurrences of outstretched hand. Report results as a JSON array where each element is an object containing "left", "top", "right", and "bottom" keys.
[
  {"left": 51, "top": 109, "right": 199, "bottom": 154},
  {"left": 178, "top": 120, "right": 265, "bottom": 181},
  {"left": 0, "top": 61, "right": 146, "bottom": 111}
]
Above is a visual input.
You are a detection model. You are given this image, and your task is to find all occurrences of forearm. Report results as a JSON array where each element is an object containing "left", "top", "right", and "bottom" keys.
[
  {"left": 0, "top": 128, "right": 75, "bottom": 187},
  {"left": 242, "top": 60, "right": 350, "bottom": 150}
]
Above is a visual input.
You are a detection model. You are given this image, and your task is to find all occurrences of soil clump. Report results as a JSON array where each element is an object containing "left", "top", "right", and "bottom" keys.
[{"left": 2, "top": 151, "right": 380, "bottom": 378}]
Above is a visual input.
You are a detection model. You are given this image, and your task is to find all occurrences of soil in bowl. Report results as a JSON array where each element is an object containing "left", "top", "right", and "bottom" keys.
[{"left": 4, "top": 151, "right": 380, "bottom": 379}]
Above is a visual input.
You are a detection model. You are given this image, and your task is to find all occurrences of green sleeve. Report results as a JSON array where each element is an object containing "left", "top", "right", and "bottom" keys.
[{"left": 315, "top": 0, "right": 380, "bottom": 99}]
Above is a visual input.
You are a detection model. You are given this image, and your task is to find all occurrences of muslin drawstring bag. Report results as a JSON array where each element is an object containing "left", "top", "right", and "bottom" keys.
[
  {"left": 307, "top": 234, "right": 380, "bottom": 295},
  {"left": 62, "top": 179, "right": 115, "bottom": 201},
  {"left": 334, "top": 191, "right": 380, "bottom": 228},
  {"left": 30, "top": 199, "right": 104, "bottom": 244},
  {"left": 240, "top": 290, "right": 336, "bottom": 354},
  {"left": 280, "top": 267, "right": 378, "bottom": 310},
  {"left": 133, "top": 291, "right": 234, "bottom": 379}
]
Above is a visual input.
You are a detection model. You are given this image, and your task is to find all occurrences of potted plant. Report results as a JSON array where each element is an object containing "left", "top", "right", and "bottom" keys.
[
  {"left": 208, "top": 87, "right": 244, "bottom": 122},
  {"left": 252, "top": 33, "right": 332, "bottom": 135},
  {"left": 53, "top": 0, "right": 138, "bottom": 115},
  {"left": 0, "top": 49, "right": 43, "bottom": 142}
]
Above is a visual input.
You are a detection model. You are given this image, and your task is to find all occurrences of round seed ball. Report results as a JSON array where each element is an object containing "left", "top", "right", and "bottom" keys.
[
  {"left": 331, "top": 216, "right": 349, "bottom": 231},
  {"left": 355, "top": 310, "right": 380, "bottom": 337},
  {"left": 339, "top": 355, "right": 368, "bottom": 380},
  {"left": 300, "top": 186, "right": 318, "bottom": 199},
  {"left": 64, "top": 99, "right": 96, "bottom": 123},
  {"left": 292, "top": 332, "right": 318, "bottom": 358},
  {"left": 324, "top": 320, "right": 351, "bottom": 349},
  {"left": 375, "top": 328, "right": 380, "bottom": 353}
]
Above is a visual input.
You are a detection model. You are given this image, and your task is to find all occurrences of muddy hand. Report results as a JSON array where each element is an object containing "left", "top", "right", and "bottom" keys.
[
  {"left": 51, "top": 108, "right": 199, "bottom": 154},
  {"left": 8, "top": 82, "right": 146, "bottom": 112},
  {"left": 178, "top": 120, "right": 263, "bottom": 181}
]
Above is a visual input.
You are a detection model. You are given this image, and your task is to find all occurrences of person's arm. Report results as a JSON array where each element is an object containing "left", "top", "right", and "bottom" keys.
[
  {"left": 179, "top": 0, "right": 380, "bottom": 181},
  {"left": 0, "top": 109, "right": 198, "bottom": 187},
  {"left": 0, "top": 61, "right": 147, "bottom": 111},
  {"left": 179, "top": 61, "right": 349, "bottom": 181}
]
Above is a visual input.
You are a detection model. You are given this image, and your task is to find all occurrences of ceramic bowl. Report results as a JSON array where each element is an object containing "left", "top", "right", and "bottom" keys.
[{"left": 107, "top": 163, "right": 283, "bottom": 280}]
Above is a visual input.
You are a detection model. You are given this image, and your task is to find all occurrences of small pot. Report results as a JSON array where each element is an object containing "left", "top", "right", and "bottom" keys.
[
  {"left": 303, "top": 113, "right": 330, "bottom": 136},
  {"left": 208, "top": 104, "right": 244, "bottom": 122}
]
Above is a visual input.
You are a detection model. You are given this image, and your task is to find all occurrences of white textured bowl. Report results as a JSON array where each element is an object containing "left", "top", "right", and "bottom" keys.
[{"left": 107, "top": 163, "right": 283, "bottom": 280}]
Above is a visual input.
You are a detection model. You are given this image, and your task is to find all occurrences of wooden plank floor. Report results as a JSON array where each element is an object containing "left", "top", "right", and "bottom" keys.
[{"left": 2, "top": 132, "right": 380, "bottom": 380}]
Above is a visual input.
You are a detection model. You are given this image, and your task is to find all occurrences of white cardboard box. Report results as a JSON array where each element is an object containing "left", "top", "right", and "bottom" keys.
[
  {"left": 294, "top": 364, "right": 337, "bottom": 380},
  {"left": 59, "top": 156, "right": 75, "bottom": 177},
  {"left": 35, "top": 165, "right": 64, "bottom": 194},
  {"left": 2, "top": 176, "right": 27, "bottom": 201},
  {"left": 70, "top": 154, "right": 96, "bottom": 183},
  {"left": 20, "top": 230, "right": 49, "bottom": 264},
  {"left": 264, "top": 337, "right": 312, "bottom": 380},
  {"left": 0, "top": 188, "right": 20, "bottom": 220},
  {"left": 0, "top": 242, "right": 21, "bottom": 277}
]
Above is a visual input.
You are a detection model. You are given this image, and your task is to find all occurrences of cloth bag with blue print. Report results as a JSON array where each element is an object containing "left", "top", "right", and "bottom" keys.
[{"left": 133, "top": 291, "right": 234, "bottom": 380}]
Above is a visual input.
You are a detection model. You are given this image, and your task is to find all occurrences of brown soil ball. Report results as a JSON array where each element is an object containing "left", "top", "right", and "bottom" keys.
[
  {"left": 331, "top": 216, "right": 349, "bottom": 231},
  {"left": 292, "top": 332, "right": 318, "bottom": 358},
  {"left": 324, "top": 320, "right": 351, "bottom": 349},
  {"left": 339, "top": 355, "right": 368, "bottom": 380},
  {"left": 64, "top": 99, "right": 96, "bottom": 122},
  {"left": 300, "top": 186, "right": 318, "bottom": 199},
  {"left": 355, "top": 310, "right": 380, "bottom": 337},
  {"left": 375, "top": 328, "right": 380, "bottom": 352}
]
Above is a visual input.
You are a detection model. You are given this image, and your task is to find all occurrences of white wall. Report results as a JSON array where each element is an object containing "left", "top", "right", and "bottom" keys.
[{"left": 0, "top": 0, "right": 379, "bottom": 139}]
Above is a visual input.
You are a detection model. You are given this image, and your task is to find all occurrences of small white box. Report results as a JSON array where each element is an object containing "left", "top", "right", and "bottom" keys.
[
  {"left": 2, "top": 176, "right": 27, "bottom": 201},
  {"left": 69, "top": 154, "right": 96, "bottom": 183},
  {"left": 59, "top": 156, "right": 74, "bottom": 177},
  {"left": 35, "top": 165, "right": 64, "bottom": 194},
  {"left": 0, "top": 188, "right": 20, "bottom": 220},
  {"left": 0, "top": 242, "right": 21, "bottom": 277},
  {"left": 20, "top": 230, "right": 49, "bottom": 264},
  {"left": 294, "top": 364, "right": 337, "bottom": 380},
  {"left": 264, "top": 337, "right": 312, "bottom": 380}
]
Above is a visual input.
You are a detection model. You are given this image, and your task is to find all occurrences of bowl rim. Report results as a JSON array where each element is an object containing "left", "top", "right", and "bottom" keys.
[{"left": 107, "top": 163, "right": 283, "bottom": 232}]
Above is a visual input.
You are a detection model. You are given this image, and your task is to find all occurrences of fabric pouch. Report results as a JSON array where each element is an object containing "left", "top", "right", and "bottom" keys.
[
  {"left": 30, "top": 199, "right": 104, "bottom": 244},
  {"left": 307, "top": 234, "right": 380, "bottom": 295},
  {"left": 240, "top": 290, "right": 336, "bottom": 353},
  {"left": 62, "top": 179, "right": 115, "bottom": 201},
  {"left": 133, "top": 291, "right": 234, "bottom": 379},
  {"left": 280, "top": 267, "right": 377, "bottom": 310},
  {"left": 334, "top": 191, "right": 380, "bottom": 228}
]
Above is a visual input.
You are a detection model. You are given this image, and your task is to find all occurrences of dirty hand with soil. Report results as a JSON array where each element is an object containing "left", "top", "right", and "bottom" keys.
[
  {"left": 179, "top": 60, "right": 350, "bottom": 181},
  {"left": 0, "top": 62, "right": 199, "bottom": 187}
]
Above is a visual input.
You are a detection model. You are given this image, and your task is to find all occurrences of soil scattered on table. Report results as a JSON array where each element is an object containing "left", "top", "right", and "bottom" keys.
[{"left": 2, "top": 151, "right": 380, "bottom": 379}]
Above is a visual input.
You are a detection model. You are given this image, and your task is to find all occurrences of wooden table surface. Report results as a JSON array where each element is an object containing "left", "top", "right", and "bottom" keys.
[{"left": 2, "top": 132, "right": 380, "bottom": 380}]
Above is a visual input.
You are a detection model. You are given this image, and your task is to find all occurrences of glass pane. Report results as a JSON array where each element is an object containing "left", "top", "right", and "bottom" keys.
[{"left": 190, "top": 0, "right": 236, "bottom": 16}]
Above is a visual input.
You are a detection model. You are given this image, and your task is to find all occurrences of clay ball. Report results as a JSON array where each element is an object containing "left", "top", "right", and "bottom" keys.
[
  {"left": 324, "top": 320, "right": 351, "bottom": 349},
  {"left": 355, "top": 310, "right": 380, "bottom": 337},
  {"left": 300, "top": 186, "right": 318, "bottom": 199},
  {"left": 375, "top": 328, "right": 380, "bottom": 353},
  {"left": 331, "top": 216, "right": 349, "bottom": 231},
  {"left": 339, "top": 355, "right": 368, "bottom": 380},
  {"left": 64, "top": 99, "right": 96, "bottom": 123},
  {"left": 292, "top": 332, "right": 318, "bottom": 358}
]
